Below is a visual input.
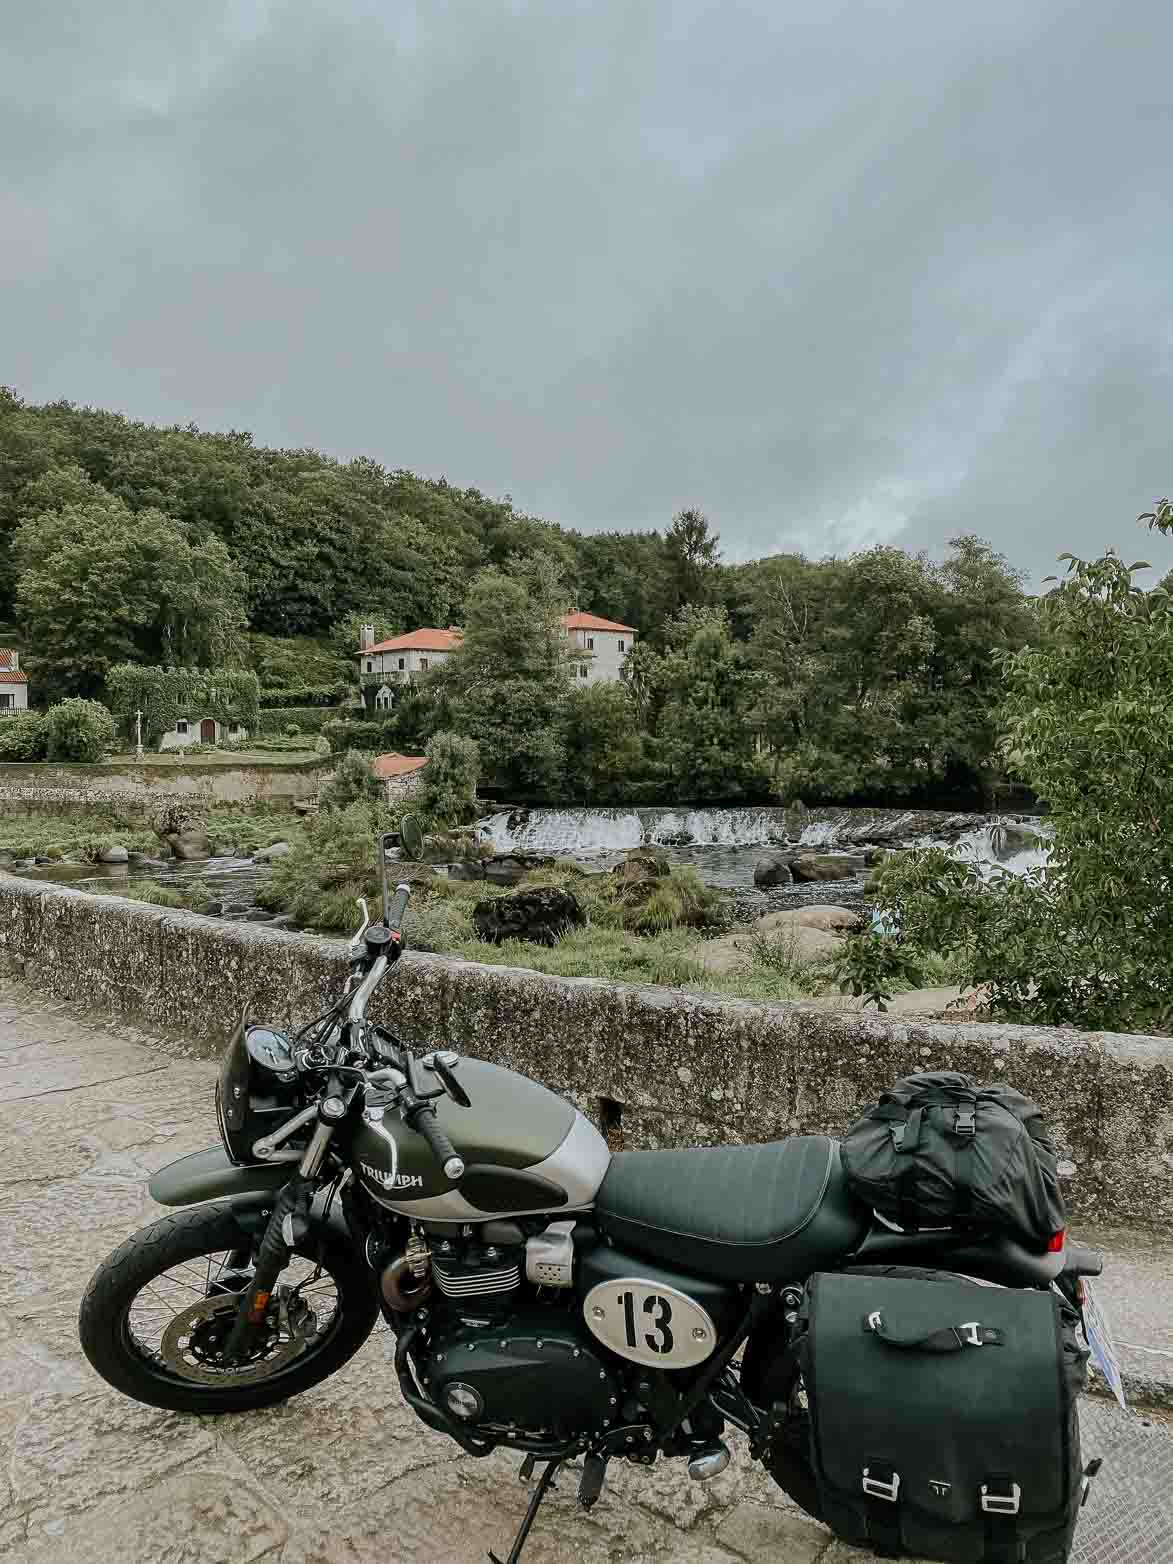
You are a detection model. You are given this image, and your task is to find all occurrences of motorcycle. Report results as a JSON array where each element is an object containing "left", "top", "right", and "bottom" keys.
[{"left": 79, "top": 834, "right": 1109, "bottom": 1564}]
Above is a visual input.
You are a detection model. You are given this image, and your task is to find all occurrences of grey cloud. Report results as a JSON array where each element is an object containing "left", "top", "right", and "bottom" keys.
[{"left": 3, "top": 0, "right": 1172, "bottom": 587}]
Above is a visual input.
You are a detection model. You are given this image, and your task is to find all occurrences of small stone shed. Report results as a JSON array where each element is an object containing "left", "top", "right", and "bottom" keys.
[{"left": 372, "top": 752, "right": 429, "bottom": 802}]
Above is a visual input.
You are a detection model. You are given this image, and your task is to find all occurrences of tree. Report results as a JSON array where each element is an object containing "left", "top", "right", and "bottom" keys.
[
  {"left": 845, "top": 506, "right": 1173, "bottom": 1033},
  {"left": 13, "top": 495, "right": 247, "bottom": 699},
  {"left": 437, "top": 556, "right": 577, "bottom": 799},
  {"left": 645, "top": 611, "right": 769, "bottom": 802},
  {"left": 657, "top": 507, "right": 722, "bottom": 628},
  {"left": 418, "top": 733, "right": 480, "bottom": 825},
  {"left": 565, "top": 684, "right": 645, "bottom": 803},
  {"left": 43, "top": 698, "right": 117, "bottom": 762}
]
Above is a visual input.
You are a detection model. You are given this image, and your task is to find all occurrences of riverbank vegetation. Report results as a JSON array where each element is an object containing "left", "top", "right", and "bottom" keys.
[
  {"left": 835, "top": 508, "right": 1173, "bottom": 1034},
  {"left": 3, "top": 390, "right": 1055, "bottom": 809}
]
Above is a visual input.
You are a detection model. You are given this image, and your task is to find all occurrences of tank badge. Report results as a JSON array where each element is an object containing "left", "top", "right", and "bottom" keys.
[{"left": 361, "top": 1162, "right": 424, "bottom": 1190}]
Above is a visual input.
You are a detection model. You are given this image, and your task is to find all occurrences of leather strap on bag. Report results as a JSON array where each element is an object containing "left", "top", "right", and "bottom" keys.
[
  {"left": 980, "top": 1473, "right": 1022, "bottom": 1563},
  {"left": 863, "top": 1311, "right": 1005, "bottom": 1352}
]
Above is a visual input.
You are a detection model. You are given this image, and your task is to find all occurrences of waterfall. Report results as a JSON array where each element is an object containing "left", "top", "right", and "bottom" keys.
[{"left": 477, "top": 805, "right": 1052, "bottom": 880}]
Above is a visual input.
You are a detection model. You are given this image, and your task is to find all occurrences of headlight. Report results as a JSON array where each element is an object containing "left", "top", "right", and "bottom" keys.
[{"left": 215, "top": 1017, "right": 302, "bottom": 1164}]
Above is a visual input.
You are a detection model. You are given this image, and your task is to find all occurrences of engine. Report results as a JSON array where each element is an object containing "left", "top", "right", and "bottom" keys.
[{"left": 380, "top": 1219, "right": 623, "bottom": 1442}]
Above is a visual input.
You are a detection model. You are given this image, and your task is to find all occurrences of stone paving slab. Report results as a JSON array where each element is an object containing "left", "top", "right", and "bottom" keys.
[{"left": 0, "top": 985, "right": 1170, "bottom": 1563}]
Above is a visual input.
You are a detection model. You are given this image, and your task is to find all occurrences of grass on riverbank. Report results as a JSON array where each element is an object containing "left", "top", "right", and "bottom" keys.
[{"left": 0, "top": 804, "right": 304, "bottom": 864}]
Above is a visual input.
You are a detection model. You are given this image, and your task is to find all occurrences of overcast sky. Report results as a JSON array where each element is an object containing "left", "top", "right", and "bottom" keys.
[{"left": 4, "top": 1, "right": 1172, "bottom": 585}]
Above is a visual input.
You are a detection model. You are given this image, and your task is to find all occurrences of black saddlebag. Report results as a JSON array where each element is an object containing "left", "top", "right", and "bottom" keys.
[{"left": 797, "top": 1271, "right": 1085, "bottom": 1563}]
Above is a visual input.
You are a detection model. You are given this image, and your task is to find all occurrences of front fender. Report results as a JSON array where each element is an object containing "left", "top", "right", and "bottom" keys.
[{"left": 149, "top": 1146, "right": 293, "bottom": 1207}]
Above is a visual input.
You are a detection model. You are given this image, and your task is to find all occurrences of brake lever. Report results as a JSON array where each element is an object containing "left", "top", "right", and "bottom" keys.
[{"left": 425, "top": 1051, "right": 471, "bottom": 1108}]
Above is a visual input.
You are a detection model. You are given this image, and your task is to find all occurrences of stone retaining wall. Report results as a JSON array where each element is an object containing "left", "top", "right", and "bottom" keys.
[
  {"left": 0, "top": 756, "right": 328, "bottom": 811},
  {"left": 1, "top": 870, "right": 1170, "bottom": 1232}
]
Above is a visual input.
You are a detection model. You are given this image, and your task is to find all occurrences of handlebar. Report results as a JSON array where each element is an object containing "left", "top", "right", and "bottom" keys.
[
  {"left": 386, "top": 883, "right": 411, "bottom": 934},
  {"left": 409, "top": 1103, "right": 465, "bottom": 1181}
]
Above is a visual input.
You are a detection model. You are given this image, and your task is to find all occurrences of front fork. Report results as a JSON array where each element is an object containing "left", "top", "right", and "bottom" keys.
[{"left": 222, "top": 1117, "right": 337, "bottom": 1362}]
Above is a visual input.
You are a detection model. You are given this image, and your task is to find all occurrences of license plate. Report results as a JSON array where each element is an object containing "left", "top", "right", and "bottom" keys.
[{"left": 1081, "top": 1278, "right": 1127, "bottom": 1409}]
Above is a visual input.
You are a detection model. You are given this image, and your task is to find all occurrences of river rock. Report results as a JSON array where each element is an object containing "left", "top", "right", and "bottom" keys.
[
  {"left": 98, "top": 845, "right": 129, "bottom": 864},
  {"left": 254, "top": 841, "right": 292, "bottom": 862},
  {"left": 172, "top": 829, "right": 213, "bottom": 861},
  {"left": 200, "top": 900, "right": 224, "bottom": 917},
  {"left": 268, "top": 913, "right": 298, "bottom": 928},
  {"left": 769, "top": 904, "right": 861, "bottom": 932},
  {"left": 753, "top": 851, "right": 794, "bottom": 887},
  {"left": 613, "top": 847, "right": 670, "bottom": 885},
  {"left": 696, "top": 916, "right": 844, "bottom": 976},
  {"left": 788, "top": 852, "right": 868, "bottom": 883},
  {"left": 472, "top": 886, "right": 586, "bottom": 946},
  {"left": 483, "top": 855, "right": 551, "bottom": 887}
]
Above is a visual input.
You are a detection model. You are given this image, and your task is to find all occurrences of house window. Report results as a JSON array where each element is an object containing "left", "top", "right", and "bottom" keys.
[
  {"left": 579, "top": 664, "right": 589, "bottom": 678},
  {"left": 176, "top": 720, "right": 188, "bottom": 735},
  {"left": 618, "top": 639, "right": 625, "bottom": 653},
  {"left": 587, "top": 637, "right": 595, "bottom": 650},
  {"left": 0, "top": 694, "right": 13, "bottom": 711},
  {"left": 398, "top": 657, "right": 405, "bottom": 671},
  {"left": 366, "top": 660, "right": 373, "bottom": 673},
  {"left": 420, "top": 658, "right": 429, "bottom": 671}
]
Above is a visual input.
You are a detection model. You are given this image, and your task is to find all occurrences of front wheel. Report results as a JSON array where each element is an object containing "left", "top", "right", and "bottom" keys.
[{"left": 79, "top": 1201, "right": 378, "bottom": 1415}]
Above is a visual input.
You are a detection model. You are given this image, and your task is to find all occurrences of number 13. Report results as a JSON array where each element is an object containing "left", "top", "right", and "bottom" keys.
[{"left": 620, "top": 1289, "right": 675, "bottom": 1355}]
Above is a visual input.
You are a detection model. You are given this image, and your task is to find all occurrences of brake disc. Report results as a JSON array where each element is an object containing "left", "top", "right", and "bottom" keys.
[{"left": 157, "top": 1291, "right": 318, "bottom": 1386}]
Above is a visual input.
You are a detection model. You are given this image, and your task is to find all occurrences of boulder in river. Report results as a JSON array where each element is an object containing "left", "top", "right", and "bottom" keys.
[
  {"left": 98, "top": 845, "right": 129, "bottom": 864},
  {"left": 472, "top": 886, "right": 586, "bottom": 946},
  {"left": 788, "top": 853, "right": 868, "bottom": 883},
  {"left": 753, "top": 851, "right": 794, "bottom": 887},
  {"left": 254, "top": 841, "right": 292, "bottom": 862}
]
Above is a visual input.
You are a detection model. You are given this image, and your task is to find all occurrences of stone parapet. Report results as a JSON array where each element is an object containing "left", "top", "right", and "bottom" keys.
[{"left": 1, "top": 870, "right": 1169, "bottom": 1232}]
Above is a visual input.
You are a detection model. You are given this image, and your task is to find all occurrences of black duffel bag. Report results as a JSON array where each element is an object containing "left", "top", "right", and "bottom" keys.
[
  {"left": 841, "top": 1072, "right": 1065, "bottom": 1248},
  {"left": 795, "top": 1270, "right": 1089, "bottom": 1563}
]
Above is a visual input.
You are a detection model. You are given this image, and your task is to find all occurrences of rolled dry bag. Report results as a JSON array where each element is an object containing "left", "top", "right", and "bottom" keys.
[{"left": 841, "top": 1072, "right": 1065, "bottom": 1248}]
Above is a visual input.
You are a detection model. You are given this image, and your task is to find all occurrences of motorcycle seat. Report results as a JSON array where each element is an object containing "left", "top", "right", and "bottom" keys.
[{"left": 593, "top": 1135, "right": 869, "bottom": 1284}]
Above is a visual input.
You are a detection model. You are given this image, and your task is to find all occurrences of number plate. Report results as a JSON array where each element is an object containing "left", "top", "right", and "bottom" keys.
[
  {"left": 583, "top": 1279, "right": 717, "bottom": 1368},
  {"left": 1082, "top": 1278, "right": 1127, "bottom": 1409}
]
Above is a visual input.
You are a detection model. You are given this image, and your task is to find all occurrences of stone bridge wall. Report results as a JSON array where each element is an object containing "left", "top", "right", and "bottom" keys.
[
  {"left": 1, "top": 870, "right": 1170, "bottom": 1233},
  {"left": 0, "top": 756, "right": 327, "bottom": 812}
]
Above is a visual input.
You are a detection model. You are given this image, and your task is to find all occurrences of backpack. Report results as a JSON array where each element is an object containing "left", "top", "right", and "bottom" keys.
[
  {"left": 795, "top": 1269, "right": 1091, "bottom": 1563},
  {"left": 841, "top": 1072, "right": 1065, "bottom": 1249}
]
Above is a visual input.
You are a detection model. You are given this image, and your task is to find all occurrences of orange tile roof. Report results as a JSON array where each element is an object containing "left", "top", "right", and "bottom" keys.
[
  {"left": 560, "top": 612, "right": 637, "bottom": 633},
  {"left": 0, "top": 650, "right": 26, "bottom": 684},
  {"left": 362, "top": 628, "right": 463, "bottom": 655},
  {"left": 371, "top": 752, "right": 430, "bottom": 780}
]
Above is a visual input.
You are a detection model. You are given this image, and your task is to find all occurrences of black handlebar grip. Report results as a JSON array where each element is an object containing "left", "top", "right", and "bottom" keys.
[
  {"left": 386, "top": 883, "right": 411, "bottom": 934},
  {"left": 413, "top": 1105, "right": 464, "bottom": 1181}
]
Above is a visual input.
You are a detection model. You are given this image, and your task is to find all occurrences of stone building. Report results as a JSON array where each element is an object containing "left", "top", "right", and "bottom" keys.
[
  {"left": 358, "top": 627, "right": 463, "bottom": 711},
  {"left": 372, "top": 752, "right": 429, "bottom": 801},
  {"left": 158, "top": 716, "right": 249, "bottom": 750},
  {"left": 0, "top": 650, "right": 29, "bottom": 715},
  {"left": 560, "top": 612, "right": 636, "bottom": 686}
]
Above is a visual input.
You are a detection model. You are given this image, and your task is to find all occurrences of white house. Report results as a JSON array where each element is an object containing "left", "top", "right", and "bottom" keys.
[
  {"left": 0, "top": 650, "right": 29, "bottom": 715},
  {"left": 358, "top": 626, "right": 463, "bottom": 711},
  {"left": 560, "top": 612, "right": 636, "bottom": 686},
  {"left": 158, "top": 715, "right": 249, "bottom": 751}
]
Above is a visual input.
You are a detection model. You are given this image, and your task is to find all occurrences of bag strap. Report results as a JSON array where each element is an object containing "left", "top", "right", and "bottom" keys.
[
  {"left": 863, "top": 1311, "right": 1005, "bottom": 1352},
  {"left": 980, "top": 1473, "right": 1022, "bottom": 1563},
  {"left": 861, "top": 1462, "right": 903, "bottom": 1557}
]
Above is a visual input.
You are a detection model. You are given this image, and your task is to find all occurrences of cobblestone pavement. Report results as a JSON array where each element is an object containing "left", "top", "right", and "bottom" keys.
[{"left": 1, "top": 986, "right": 1170, "bottom": 1563}]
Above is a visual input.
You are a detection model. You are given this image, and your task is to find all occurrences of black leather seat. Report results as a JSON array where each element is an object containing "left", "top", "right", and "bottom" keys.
[{"left": 593, "top": 1136, "right": 868, "bottom": 1284}]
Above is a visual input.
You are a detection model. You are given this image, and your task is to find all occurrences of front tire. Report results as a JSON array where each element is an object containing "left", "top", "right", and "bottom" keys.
[{"left": 79, "top": 1201, "right": 378, "bottom": 1415}]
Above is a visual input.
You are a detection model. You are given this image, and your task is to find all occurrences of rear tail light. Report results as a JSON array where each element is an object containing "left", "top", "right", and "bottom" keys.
[{"left": 1047, "top": 1229, "right": 1066, "bottom": 1253}]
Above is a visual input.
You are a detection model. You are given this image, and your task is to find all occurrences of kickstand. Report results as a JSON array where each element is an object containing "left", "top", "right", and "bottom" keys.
[{"left": 487, "top": 1457, "right": 564, "bottom": 1564}]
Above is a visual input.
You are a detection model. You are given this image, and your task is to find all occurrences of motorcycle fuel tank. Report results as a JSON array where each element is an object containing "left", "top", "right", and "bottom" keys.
[{"left": 351, "top": 1057, "right": 611, "bottom": 1222}]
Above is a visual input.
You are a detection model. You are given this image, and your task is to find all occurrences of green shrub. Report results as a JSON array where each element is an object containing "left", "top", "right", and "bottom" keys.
[
  {"left": 44, "top": 699, "right": 117, "bottom": 762},
  {"left": 323, "top": 717, "right": 391, "bottom": 753},
  {"left": 319, "top": 750, "right": 384, "bottom": 810},
  {"left": 256, "top": 801, "right": 401, "bottom": 929},
  {"left": 255, "top": 706, "right": 333, "bottom": 737},
  {"left": 285, "top": 723, "right": 302, "bottom": 737},
  {"left": 259, "top": 683, "right": 352, "bottom": 709},
  {"left": 418, "top": 733, "right": 480, "bottom": 826},
  {"left": 0, "top": 711, "right": 48, "bottom": 761}
]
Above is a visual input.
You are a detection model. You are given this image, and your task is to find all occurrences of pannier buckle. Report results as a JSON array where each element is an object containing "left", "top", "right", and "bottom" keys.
[
  {"left": 958, "top": 1321, "right": 984, "bottom": 1347},
  {"left": 954, "top": 1106, "right": 976, "bottom": 1136},
  {"left": 980, "top": 1483, "right": 1021, "bottom": 1515},
  {"left": 862, "top": 1468, "right": 901, "bottom": 1502}
]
